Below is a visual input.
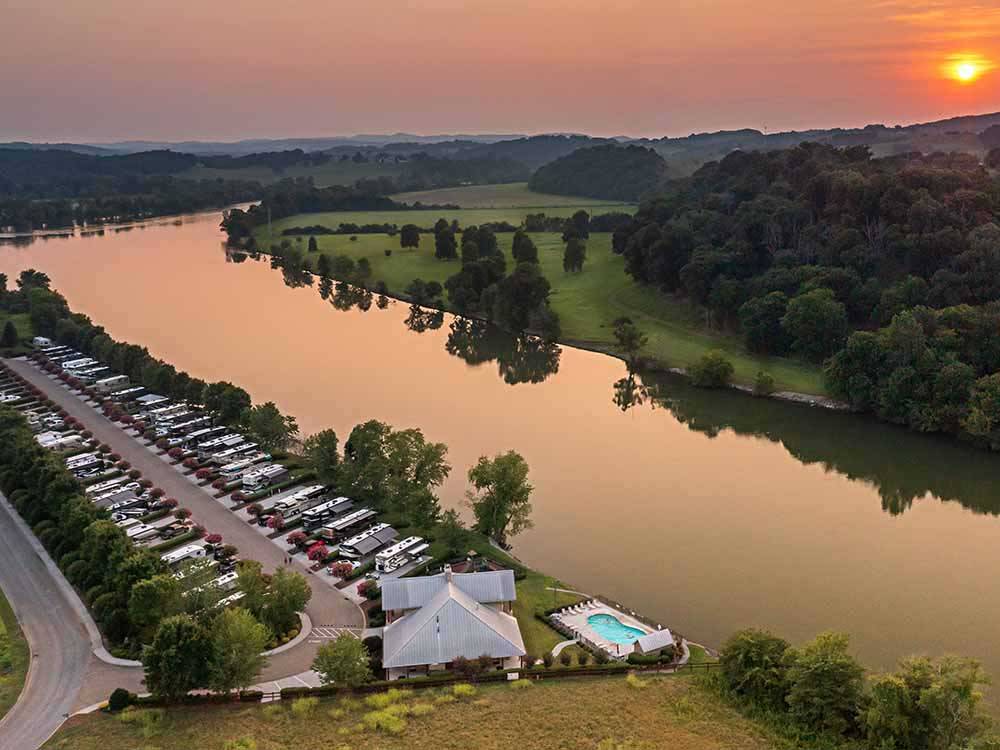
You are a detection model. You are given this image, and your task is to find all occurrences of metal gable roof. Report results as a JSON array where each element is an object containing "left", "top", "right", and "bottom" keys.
[
  {"left": 382, "top": 581, "right": 525, "bottom": 669},
  {"left": 381, "top": 570, "right": 516, "bottom": 612}
]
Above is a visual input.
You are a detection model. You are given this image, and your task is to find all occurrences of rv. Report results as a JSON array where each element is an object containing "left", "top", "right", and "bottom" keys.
[
  {"left": 39, "top": 344, "right": 71, "bottom": 355},
  {"left": 161, "top": 544, "right": 208, "bottom": 567},
  {"left": 31, "top": 336, "right": 53, "bottom": 348},
  {"left": 319, "top": 507, "right": 377, "bottom": 540},
  {"left": 302, "top": 496, "right": 353, "bottom": 532},
  {"left": 66, "top": 451, "right": 100, "bottom": 468},
  {"left": 218, "top": 454, "right": 271, "bottom": 482},
  {"left": 196, "top": 433, "right": 244, "bottom": 460},
  {"left": 212, "top": 572, "right": 239, "bottom": 592},
  {"left": 338, "top": 524, "right": 398, "bottom": 559},
  {"left": 215, "top": 591, "right": 246, "bottom": 609},
  {"left": 375, "top": 536, "right": 428, "bottom": 573},
  {"left": 125, "top": 523, "right": 160, "bottom": 541},
  {"left": 85, "top": 476, "right": 133, "bottom": 496},
  {"left": 182, "top": 426, "right": 227, "bottom": 448},
  {"left": 95, "top": 374, "right": 130, "bottom": 394},
  {"left": 37, "top": 433, "right": 83, "bottom": 450},
  {"left": 75, "top": 367, "right": 112, "bottom": 384},
  {"left": 241, "top": 464, "right": 289, "bottom": 491},
  {"left": 60, "top": 357, "right": 98, "bottom": 370},
  {"left": 147, "top": 403, "right": 189, "bottom": 424},
  {"left": 166, "top": 415, "right": 212, "bottom": 435},
  {"left": 210, "top": 441, "right": 258, "bottom": 465},
  {"left": 135, "top": 394, "right": 170, "bottom": 411},
  {"left": 111, "top": 385, "right": 147, "bottom": 401}
]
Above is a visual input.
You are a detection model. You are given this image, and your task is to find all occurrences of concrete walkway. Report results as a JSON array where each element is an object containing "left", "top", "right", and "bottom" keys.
[{"left": 6, "top": 358, "right": 365, "bottom": 683}]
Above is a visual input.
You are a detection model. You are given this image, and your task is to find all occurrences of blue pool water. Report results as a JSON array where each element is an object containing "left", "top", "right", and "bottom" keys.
[{"left": 587, "top": 613, "right": 646, "bottom": 644}]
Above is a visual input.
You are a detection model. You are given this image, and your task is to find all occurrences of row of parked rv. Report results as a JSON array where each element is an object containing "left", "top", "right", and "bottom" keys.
[
  {"left": 21, "top": 344, "right": 244, "bottom": 607},
  {"left": 31, "top": 341, "right": 431, "bottom": 587}
]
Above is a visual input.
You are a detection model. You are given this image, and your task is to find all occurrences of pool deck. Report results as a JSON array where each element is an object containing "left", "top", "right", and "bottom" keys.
[{"left": 551, "top": 600, "right": 671, "bottom": 660}]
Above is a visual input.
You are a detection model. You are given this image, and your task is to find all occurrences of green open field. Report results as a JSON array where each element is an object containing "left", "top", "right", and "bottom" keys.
[
  {"left": 257, "top": 224, "right": 824, "bottom": 394},
  {"left": 392, "top": 182, "right": 633, "bottom": 209},
  {"left": 177, "top": 160, "right": 403, "bottom": 187},
  {"left": 0, "top": 587, "right": 29, "bottom": 721},
  {"left": 46, "top": 675, "right": 794, "bottom": 750}
]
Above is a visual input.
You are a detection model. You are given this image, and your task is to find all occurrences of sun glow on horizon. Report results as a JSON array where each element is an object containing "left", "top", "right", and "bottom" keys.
[{"left": 944, "top": 55, "right": 993, "bottom": 84}]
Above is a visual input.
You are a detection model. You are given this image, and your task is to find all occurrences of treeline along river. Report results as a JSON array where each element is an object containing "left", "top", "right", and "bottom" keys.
[{"left": 4, "top": 210, "right": 1000, "bottom": 701}]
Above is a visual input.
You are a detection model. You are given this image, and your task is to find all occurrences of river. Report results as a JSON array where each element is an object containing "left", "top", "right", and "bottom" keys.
[{"left": 4, "top": 210, "right": 1000, "bottom": 690}]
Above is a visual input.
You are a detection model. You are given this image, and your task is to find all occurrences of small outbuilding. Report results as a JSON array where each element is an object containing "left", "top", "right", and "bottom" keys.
[{"left": 633, "top": 628, "right": 676, "bottom": 655}]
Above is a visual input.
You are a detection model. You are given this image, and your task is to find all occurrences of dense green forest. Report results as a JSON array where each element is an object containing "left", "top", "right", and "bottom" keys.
[
  {"left": 0, "top": 147, "right": 530, "bottom": 232},
  {"left": 615, "top": 143, "right": 1000, "bottom": 447},
  {"left": 529, "top": 145, "right": 669, "bottom": 201}
]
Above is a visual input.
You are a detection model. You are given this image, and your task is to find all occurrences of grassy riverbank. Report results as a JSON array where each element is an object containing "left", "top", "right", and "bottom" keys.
[
  {"left": 0, "top": 587, "right": 30, "bottom": 721},
  {"left": 46, "top": 675, "right": 795, "bottom": 750},
  {"left": 253, "top": 224, "right": 824, "bottom": 394}
]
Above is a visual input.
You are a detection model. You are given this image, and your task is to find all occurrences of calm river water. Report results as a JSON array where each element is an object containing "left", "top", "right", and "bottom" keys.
[{"left": 4, "top": 211, "right": 1000, "bottom": 688}]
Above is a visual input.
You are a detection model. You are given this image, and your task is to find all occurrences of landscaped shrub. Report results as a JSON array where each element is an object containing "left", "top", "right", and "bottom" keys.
[
  {"left": 543, "top": 653, "right": 555, "bottom": 668},
  {"left": 509, "top": 679, "right": 532, "bottom": 690},
  {"left": 174, "top": 508, "right": 192, "bottom": 520},
  {"left": 150, "top": 487, "right": 164, "bottom": 499},
  {"left": 195, "top": 468, "right": 213, "bottom": 480},
  {"left": 205, "top": 533, "right": 223, "bottom": 545},
  {"left": 168, "top": 447, "right": 184, "bottom": 459},
  {"left": 98, "top": 443, "right": 112, "bottom": 454},
  {"left": 559, "top": 650, "right": 573, "bottom": 666},
  {"left": 577, "top": 650, "right": 591, "bottom": 666},
  {"left": 307, "top": 542, "right": 329, "bottom": 561},
  {"left": 626, "top": 674, "right": 648, "bottom": 690},
  {"left": 116, "top": 460, "right": 130, "bottom": 470},
  {"left": 246, "top": 503, "right": 262, "bottom": 517},
  {"left": 212, "top": 478, "right": 227, "bottom": 490},
  {"left": 107, "top": 687, "right": 133, "bottom": 713},
  {"left": 128, "top": 469, "right": 141, "bottom": 479},
  {"left": 155, "top": 438, "right": 170, "bottom": 450},
  {"left": 161, "top": 497, "right": 178, "bottom": 509},
  {"left": 231, "top": 491, "right": 247, "bottom": 503},
  {"left": 182, "top": 458, "right": 198, "bottom": 469},
  {"left": 286, "top": 531, "right": 307, "bottom": 547},
  {"left": 139, "top": 479, "right": 153, "bottom": 489}
]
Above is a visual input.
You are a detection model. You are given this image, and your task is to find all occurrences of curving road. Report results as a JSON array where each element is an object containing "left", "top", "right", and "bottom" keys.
[
  {"left": 0, "top": 492, "right": 133, "bottom": 749},
  {"left": 5, "top": 358, "right": 364, "bottom": 680}
]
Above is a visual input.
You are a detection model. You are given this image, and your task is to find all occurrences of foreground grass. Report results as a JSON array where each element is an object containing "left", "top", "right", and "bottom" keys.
[
  {"left": 391, "top": 182, "right": 632, "bottom": 209},
  {"left": 46, "top": 676, "right": 795, "bottom": 750},
  {"left": 0, "top": 586, "right": 30, "bottom": 721},
  {"left": 257, "top": 224, "right": 824, "bottom": 393}
]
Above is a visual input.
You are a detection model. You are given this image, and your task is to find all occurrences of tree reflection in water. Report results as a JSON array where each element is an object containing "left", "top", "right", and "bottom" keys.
[
  {"left": 445, "top": 318, "right": 561, "bottom": 385},
  {"left": 634, "top": 369, "right": 1000, "bottom": 517},
  {"left": 612, "top": 372, "right": 651, "bottom": 413},
  {"left": 404, "top": 304, "right": 445, "bottom": 333}
]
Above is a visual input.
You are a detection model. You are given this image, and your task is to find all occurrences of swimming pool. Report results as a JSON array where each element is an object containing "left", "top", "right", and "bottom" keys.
[{"left": 587, "top": 613, "right": 647, "bottom": 644}]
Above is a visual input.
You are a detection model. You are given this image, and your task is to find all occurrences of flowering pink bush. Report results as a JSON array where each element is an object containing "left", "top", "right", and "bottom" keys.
[
  {"left": 150, "top": 487, "right": 165, "bottom": 499},
  {"left": 182, "top": 458, "right": 199, "bottom": 469},
  {"left": 195, "top": 468, "right": 213, "bottom": 480},
  {"left": 168, "top": 447, "right": 184, "bottom": 459},
  {"left": 231, "top": 491, "right": 247, "bottom": 504},
  {"left": 307, "top": 542, "right": 329, "bottom": 562},
  {"left": 286, "top": 531, "right": 307, "bottom": 547},
  {"left": 329, "top": 562, "right": 354, "bottom": 578},
  {"left": 205, "top": 533, "right": 223, "bottom": 545},
  {"left": 267, "top": 513, "right": 285, "bottom": 531},
  {"left": 211, "top": 478, "right": 227, "bottom": 490},
  {"left": 161, "top": 497, "right": 179, "bottom": 509}
]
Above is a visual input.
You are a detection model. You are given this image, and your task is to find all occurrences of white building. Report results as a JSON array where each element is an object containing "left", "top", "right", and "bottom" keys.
[{"left": 380, "top": 568, "right": 525, "bottom": 680}]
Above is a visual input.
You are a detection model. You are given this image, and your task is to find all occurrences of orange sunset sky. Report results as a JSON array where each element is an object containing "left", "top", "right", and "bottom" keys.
[{"left": 3, "top": 0, "right": 998, "bottom": 141}]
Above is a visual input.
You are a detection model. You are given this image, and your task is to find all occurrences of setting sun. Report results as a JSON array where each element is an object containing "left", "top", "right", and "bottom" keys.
[{"left": 956, "top": 62, "right": 979, "bottom": 81}]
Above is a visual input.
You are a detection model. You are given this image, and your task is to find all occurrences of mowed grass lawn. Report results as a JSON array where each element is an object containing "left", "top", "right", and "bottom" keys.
[
  {"left": 392, "top": 182, "right": 633, "bottom": 209},
  {"left": 514, "top": 572, "right": 584, "bottom": 657},
  {"left": 46, "top": 676, "right": 792, "bottom": 750},
  {"left": 0, "top": 586, "right": 30, "bottom": 720},
  {"left": 256, "top": 223, "right": 824, "bottom": 393}
]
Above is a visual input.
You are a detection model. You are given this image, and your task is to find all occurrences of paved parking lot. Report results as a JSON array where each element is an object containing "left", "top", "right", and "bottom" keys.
[{"left": 7, "top": 359, "right": 364, "bottom": 681}]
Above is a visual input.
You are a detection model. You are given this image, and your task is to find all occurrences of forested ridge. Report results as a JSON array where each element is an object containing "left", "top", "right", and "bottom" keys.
[
  {"left": 615, "top": 143, "right": 1000, "bottom": 448},
  {"left": 529, "top": 145, "right": 669, "bottom": 201}
]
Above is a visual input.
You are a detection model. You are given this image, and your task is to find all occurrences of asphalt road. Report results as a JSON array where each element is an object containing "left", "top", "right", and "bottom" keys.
[
  {"left": 0, "top": 492, "right": 104, "bottom": 750},
  {"left": 6, "top": 358, "right": 364, "bottom": 681}
]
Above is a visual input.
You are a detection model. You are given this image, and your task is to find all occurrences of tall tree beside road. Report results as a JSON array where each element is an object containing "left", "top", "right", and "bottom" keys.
[
  {"left": 143, "top": 615, "right": 212, "bottom": 701},
  {"left": 466, "top": 450, "right": 534, "bottom": 547},
  {"left": 313, "top": 633, "right": 372, "bottom": 687},
  {"left": 208, "top": 607, "right": 269, "bottom": 694}
]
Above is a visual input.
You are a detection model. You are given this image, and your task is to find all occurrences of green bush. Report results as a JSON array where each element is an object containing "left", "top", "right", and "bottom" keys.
[
  {"left": 753, "top": 371, "right": 776, "bottom": 396},
  {"left": 452, "top": 683, "right": 477, "bottom": 699},
  {"left": 690, "top": 351, "right": 734, "bottom": 388},
  {"left": 543, "top": 653, "right": 555, "bottom": 668},
  {"left": 559, "top": 650, "right": 573, "bottom": 667},
  {"left": 107, "top": 687, "right": 133, "bottom": 713}
]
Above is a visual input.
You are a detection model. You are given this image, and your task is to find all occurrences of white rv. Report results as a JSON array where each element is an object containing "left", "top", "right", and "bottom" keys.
[
  {"left": 161, "top": 544, "right": 208, "bottom": 567},
  {"left": 95, "top": 375, "right": 130, "bottom": 394}
]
